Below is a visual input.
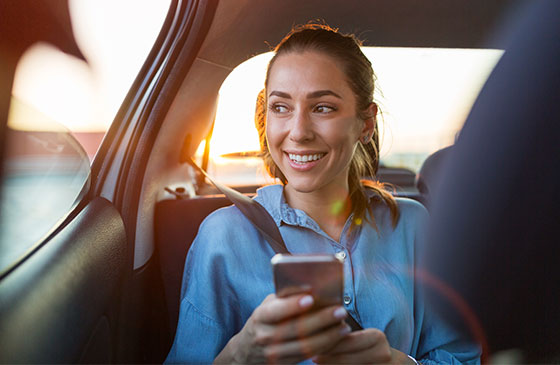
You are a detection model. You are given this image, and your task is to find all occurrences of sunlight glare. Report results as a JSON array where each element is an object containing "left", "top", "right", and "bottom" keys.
[
  {"left": 9, "top": 0, "right": 170, "bottom": 134},
  {"left": 10, "top": 43, "right": 96, "bottom": 132},
  {"left": 210, "top": 53, "right": 272, "bottom": 158},
  {"left": 69, "top": 0, "right": 171, "bottom": 129}
]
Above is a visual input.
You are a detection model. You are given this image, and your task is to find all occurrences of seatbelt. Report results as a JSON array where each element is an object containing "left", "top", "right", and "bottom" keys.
[{"left": 189, "top": 159, "right": 363, "bottom": 331}]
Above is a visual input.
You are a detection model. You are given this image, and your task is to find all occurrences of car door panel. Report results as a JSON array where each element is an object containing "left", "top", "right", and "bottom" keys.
[{"left": 0, "top": 197, "right": 126, "bottom": 363}]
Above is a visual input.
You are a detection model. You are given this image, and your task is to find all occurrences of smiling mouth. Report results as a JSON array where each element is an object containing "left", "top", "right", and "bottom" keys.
[{"left": 288, "top": 153, "right": 326, "bottom": 164}]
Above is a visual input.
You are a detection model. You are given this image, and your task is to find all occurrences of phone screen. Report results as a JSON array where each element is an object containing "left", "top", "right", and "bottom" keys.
[{"left": 271, "top": 254, "right": 343, "bottom": 309}]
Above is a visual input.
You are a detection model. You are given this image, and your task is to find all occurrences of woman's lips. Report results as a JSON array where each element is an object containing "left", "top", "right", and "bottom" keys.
[
  {"left": 288, "top": 152, "right": 325, "bottom": 163},
  {"left": 285, "top": 152, "right": 326, "bottom": 171}
]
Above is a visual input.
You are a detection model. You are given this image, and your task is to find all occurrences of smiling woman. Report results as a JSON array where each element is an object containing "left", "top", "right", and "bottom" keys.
[
  {"left": 167, "top": 24, "right": 481, "bottom": 365},
  {"left": 265, "top": 51, "right": 367, "bottom": 195}
]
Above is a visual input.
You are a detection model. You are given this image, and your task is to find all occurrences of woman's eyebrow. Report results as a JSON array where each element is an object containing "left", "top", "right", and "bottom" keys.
[
  {"left": 268, "top": 90, "right": 342, "bottom": 99},
  {"left": 269, "top": 91, "right": 291, "bottom": 99},
  {"left": 307, "top": 90, "right": 342, "bottom": 99}
]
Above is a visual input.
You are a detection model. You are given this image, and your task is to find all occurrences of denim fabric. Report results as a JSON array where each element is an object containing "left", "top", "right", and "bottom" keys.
[{"left": 166, "top": 184, "right": 480, "bottom": 364}]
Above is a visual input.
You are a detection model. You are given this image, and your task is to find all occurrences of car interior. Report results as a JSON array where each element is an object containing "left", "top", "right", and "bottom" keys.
[
  {"left": 148, "top": 2, "right": 515, "bottom": 359},
  {"left": 4, "top": 0, "right": 556, "bottom": 363}
]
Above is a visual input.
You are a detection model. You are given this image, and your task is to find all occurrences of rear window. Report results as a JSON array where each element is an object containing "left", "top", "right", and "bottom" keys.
[{"left": 198, "top": 47, "right": 502, "bottom": 187}]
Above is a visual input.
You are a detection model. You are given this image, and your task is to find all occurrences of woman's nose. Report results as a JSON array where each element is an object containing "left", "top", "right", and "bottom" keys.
[{"left": 289, "top": 109, "right": 314, "bottom": 142}]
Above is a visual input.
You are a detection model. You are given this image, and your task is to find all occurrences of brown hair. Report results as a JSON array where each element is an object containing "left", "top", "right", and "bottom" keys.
[{"left": 255, "top": 24, "right": 399, "bottom": 229}]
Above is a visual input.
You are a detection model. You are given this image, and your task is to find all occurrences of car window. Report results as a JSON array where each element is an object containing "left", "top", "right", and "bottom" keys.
[
  {"left": 0, "top": 0, "right": 170, "bottom": 274},
  {"left": 198, "top": 47, "right": 503, "bottom": 187}
]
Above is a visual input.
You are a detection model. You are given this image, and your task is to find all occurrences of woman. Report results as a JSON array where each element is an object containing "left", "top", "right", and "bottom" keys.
[{"left": 166, "top": 24, "right": 480, "bottom": 364}]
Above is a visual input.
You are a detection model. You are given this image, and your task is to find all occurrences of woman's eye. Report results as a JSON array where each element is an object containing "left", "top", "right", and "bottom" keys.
[
  {"left": 314, "top": 105, "right": 336, "bottom": 113},
  {"left": 270, "top": 104, "right": 289, "bottom": 113}
]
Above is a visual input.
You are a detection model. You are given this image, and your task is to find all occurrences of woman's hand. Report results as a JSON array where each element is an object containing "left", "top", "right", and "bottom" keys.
[
  {"left": 313, "top": 329, "right": 416, "bottom": 364},
  {"left": 214, "top": 293, "right": 351, "bottom": 364}
]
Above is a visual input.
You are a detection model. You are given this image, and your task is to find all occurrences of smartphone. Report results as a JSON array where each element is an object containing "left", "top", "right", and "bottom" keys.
[{"left": 271, "top": 254, "right": 343, "bottom": 309}]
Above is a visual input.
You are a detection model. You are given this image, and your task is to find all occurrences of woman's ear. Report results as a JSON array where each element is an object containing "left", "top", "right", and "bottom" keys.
[{"left": 360, "top": 103, "right": 377, "bottom": 144}]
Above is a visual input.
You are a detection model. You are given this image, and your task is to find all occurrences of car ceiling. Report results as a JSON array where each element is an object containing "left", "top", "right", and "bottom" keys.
[{"left": 199, "top": 0, "right": 518, "bottom": 69}]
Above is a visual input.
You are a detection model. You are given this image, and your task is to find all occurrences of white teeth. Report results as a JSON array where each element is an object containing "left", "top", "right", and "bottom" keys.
[{"left": 288, "top": 153, "right": 325, "bottom": 163}]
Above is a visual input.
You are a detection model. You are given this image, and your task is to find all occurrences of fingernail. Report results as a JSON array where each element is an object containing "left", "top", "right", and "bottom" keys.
[
  {"left": 333, "top": 306, "right": 347, "bottom": 319},
  {"left": 299, "top": 295, "right": 314, "bottom": 308},
  {"left": 340, "top": 324, "right": 351, "bottom": 335}
]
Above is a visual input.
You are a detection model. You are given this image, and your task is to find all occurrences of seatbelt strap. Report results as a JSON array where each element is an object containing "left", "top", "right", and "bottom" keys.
[
  {"left": 189, "top": 159, "right": 363, "bottom": 331},
  {"left": 190, "top": 159, "right": 289, "bottom": 254}
]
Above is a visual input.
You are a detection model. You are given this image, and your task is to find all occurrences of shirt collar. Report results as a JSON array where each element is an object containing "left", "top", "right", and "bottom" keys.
[
  {"left": 254, "top": 184, "right": 320, "bottom": 231},
  {"left": 254, "top": 184, "right": 372, "bottom": 248},
  {"left": 254, "top": 184, "right": 376, "bottom": 231},
  {"left": 253, "top": 184, "right": 283, "bottom": 226}
]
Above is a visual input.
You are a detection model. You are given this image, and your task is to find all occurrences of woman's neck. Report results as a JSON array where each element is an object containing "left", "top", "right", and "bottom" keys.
[{"left": 284, "top": 183, "right": 352, "bottom": 242}]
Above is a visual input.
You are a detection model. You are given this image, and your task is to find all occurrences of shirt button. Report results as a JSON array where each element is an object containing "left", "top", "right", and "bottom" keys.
[
  {"left": 343, "top": 295, "right": 352, "bottom": 305},
  {"left": 335, "top": 251, "right": 347, "bottom": 261}
]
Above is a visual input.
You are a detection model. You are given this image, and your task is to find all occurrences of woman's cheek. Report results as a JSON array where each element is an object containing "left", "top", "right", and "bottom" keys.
[{"left": 265, "top": 120, "right": 282, "bottom": 151}]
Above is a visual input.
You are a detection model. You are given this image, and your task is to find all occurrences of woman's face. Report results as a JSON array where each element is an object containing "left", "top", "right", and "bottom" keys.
[{"left": 265, "top": 50, "right": 372, "bottom": 196}]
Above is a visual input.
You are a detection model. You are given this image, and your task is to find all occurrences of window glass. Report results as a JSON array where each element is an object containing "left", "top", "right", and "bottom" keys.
[
  {"left": 0, "top": 115, "right": 90, "bottom": 272},
  {"left": 201, "top": 47, "right": 503, "bottom": 187},
  {"left": 0, "top": 0, "right": 170, "bottom": 273}
]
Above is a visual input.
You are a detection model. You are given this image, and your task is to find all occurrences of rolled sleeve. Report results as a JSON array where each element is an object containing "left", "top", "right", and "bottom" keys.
[{"left": 165, "top": 298, "right": 228, "bottom": 364}]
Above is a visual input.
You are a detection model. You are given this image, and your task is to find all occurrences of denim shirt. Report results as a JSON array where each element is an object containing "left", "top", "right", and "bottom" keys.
[{"left": 166, "top": 184, "right": 480, "bottom": 364}]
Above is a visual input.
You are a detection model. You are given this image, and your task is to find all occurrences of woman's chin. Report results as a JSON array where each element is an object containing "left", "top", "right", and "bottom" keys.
[{"left": 284, "top": 180, "right": 320, "bottom": 195}]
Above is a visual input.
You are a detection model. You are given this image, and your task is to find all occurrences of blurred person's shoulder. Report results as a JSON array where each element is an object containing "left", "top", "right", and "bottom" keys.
[
  {"left": 368, "top": 193, "right": 427, "bottom": 233},
  {"left": 395, "top": 197, "right": 428, "bottom": 227},
  {"left": 395, "top": 197, "right": 428, "bottom": 217}
]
